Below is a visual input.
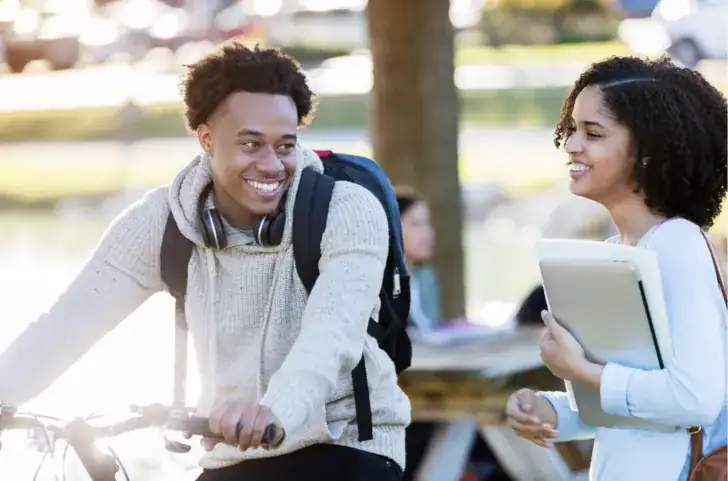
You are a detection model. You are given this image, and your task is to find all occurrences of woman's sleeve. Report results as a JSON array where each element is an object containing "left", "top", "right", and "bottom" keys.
[
  {"left": 538, "top": 391, "right": 597, "bottom": 441},
  {"left": 599, "top": 221, "right": 726, "bottom": 427}
]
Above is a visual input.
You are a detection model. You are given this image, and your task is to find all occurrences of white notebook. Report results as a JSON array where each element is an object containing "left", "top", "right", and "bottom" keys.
[{"left": 535, "top": 239, "right": 677, "bottom": 431}]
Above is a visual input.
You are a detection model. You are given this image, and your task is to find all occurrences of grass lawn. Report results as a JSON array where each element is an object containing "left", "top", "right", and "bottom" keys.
[
  {"left": 0, "top": 148, "right": 564, "bottom": 204},
  {"left": 456, "top": 41, "right": 634, "bottom": 65},
  {"left": 267, "top": 40, "right": 634, "bottom": 66}
]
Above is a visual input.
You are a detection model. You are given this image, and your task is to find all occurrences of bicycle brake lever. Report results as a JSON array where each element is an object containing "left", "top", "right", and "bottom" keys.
[{"left": 164, "top": 436, "right": 192, "bottom": 454}]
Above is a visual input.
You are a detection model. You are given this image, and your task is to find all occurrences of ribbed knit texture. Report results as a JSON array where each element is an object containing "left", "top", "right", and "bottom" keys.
[{"left": 0, "top": 145, "right": 411, "bottom": 470}]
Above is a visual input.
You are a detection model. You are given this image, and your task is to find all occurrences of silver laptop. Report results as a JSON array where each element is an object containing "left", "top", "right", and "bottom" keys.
[{"left": 539, "top": 258, "right": 677, "bottom": 432}]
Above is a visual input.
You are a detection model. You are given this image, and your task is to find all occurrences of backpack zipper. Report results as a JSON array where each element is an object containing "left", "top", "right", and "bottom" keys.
[{"left": 393, "top": 267, "right": 401, "bottom": 298}]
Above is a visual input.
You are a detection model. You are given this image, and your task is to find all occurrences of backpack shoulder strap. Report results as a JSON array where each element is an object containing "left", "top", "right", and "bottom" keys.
[
  {"left": 161, "top": 212, "right": 193, "bottom": 305},
  {"left": 292, "top": 165, "right": 375, "bottom": 441},
  {"left": 293, "top": 166, "right": 335, "bottom": 293},
  {"left": 160, "top": 212, "right": 194, "bottom": 408}
]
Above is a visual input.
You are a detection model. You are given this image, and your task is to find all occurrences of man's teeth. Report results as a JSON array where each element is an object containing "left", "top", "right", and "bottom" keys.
[
  {"left": 569, "top": 163, "right": 589, "bottom": 173},
  {"left": 247, "top": 180, "right": 281, "bottom": 192}
]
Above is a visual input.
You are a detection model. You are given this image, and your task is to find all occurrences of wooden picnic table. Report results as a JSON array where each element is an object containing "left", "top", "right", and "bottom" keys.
[{"left": 399, "top": 325, "right": 591, "bottom": 481}]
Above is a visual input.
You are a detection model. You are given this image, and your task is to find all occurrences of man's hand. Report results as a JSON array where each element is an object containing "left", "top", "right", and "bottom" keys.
[
  {"left": 505, "top": 388, "right": 559, "bottom": 448},
  {"left": 204, "top": 399, "right": 285, "bottom": 452}
]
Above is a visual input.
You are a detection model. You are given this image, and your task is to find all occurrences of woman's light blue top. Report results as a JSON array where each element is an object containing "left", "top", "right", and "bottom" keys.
[{"left": 539, "top": 218, "right": 727, "bottom": 481}]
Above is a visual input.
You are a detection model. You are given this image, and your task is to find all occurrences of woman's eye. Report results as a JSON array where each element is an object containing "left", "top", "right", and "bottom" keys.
[{"left": 586, "top": 132, "right": 602, "bottom": 139}]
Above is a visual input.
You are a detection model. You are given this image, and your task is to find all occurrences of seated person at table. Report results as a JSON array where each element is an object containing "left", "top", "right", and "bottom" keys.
[
  {"left": 396, "top": 186, "right": 441, "bottom": 330},
  {"left": 396, "top": 187, "right": 510, "bottom": 481}
]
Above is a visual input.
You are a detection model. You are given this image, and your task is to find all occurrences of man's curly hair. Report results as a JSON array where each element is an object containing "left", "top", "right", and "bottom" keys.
[
  {"left": 554, "top": 56, "right": 727, "bottom": 228},
  {"left": 179, "top": 43, "right": 317, "bottom": 131}
]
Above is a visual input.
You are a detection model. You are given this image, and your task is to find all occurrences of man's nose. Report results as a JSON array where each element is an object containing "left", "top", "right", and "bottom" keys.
[{"left": 256, "top": 148, "right": 284, "bottom": 174}]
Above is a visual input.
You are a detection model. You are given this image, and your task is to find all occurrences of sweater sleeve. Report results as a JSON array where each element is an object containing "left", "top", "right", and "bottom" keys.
[
  {"left": 260, "top": 182, "right": 389, "bottom": 435},
  {"left": 0, "top": 188, "right": 168, "bottom": 406},
  {"left": 600, "top": 220, "right": 726, "bottom": 427}
]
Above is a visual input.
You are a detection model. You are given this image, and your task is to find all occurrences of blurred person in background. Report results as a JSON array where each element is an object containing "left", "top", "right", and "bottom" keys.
[
  {"left": 397, "top": 187, "right": 509, "bottom": 481},
  {"left": 505, "top": 56, "right": 727, "bottom": 481},
  {"left": 396, "top": 186, "right": 441, "bottom": 331}
]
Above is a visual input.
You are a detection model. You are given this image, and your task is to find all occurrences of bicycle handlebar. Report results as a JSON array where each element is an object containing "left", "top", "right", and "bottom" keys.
[{"left": 0, "top": 403, "right": 281, "bottom": 481}]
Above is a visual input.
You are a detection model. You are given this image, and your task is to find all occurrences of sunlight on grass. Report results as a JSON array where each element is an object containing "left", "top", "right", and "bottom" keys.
[
  {"left": 456, "top": 41, "right": 633, "bottom": 65},
  {"left": 0, "top": 149, "right": 566, "bottom": 203}
]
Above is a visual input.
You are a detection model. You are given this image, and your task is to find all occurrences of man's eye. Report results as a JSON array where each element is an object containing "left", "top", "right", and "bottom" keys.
[
  {"left": 241, "top": 141, "right": 259, "bottom": 149},
  {"left": 277, "top": 143, "right": 296, "bottom": 153}
]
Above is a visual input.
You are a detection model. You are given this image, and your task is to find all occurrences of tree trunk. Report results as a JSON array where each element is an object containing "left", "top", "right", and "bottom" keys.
[{"left": 367, "top": 0, "right": 465, "bottom": 319}]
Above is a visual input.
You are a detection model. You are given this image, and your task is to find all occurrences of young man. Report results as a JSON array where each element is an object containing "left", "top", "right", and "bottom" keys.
[{"left": 0, "top": 44, "right": 410, "bottom": 480}]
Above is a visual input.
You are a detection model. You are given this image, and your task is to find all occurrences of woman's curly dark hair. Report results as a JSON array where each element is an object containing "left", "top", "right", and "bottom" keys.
[
  {"left": 179, "top": 43, "right": 317, "bottom": 131},
  {"left": 554, "top": 56, "right": 727, "bottom": 228}
]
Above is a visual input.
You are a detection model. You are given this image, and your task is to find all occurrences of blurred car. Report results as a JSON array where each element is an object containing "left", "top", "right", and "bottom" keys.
[
  {"left": 659, "top": 0, "right": 727, "bottom": 67},
  {"left": 81, "top": 0, "right": 258, "bottom": 67},
  {"left": 607, "top": 0, "right": 661, "bottom": 18},
  {"left": 0, "top": 0, "right": 81, "bottom": 73},
  {"left": 259, "top": 6, "right": 368, "bottom": 51},
  {"left": 618, "top": 0, "right": 727, "bottom": 67}
]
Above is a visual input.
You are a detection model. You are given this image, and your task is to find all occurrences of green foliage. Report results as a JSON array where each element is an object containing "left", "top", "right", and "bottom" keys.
[{"left": 478, "top": 0, "right": 620, "bottom": 45}]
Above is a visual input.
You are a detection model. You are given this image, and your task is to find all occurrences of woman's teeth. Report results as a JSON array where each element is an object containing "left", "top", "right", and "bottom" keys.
[{"left": 569, "top": 163, "right": 590, "bottom": 173}]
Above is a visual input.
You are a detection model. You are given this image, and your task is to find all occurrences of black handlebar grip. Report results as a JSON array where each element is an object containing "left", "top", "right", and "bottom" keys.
[
  {"left": 183, "top": 416, "right": 278, "bottom": 446},
  {"left": 185, "top": 415, "right": 216, "bottom": 438},
  {"left": 262, "top": 424, "right": 278, "bottom": 446}
]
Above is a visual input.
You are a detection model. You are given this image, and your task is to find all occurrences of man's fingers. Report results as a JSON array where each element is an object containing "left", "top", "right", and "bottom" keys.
[
  {"left": 201, "top": 437, "right": 218, "bottom": 452},
  {"left": 245, "top": 406, "right": 268, "bottom": 450},
  {"left": 220, "top": 402, "right": 244, "bottom": 445},
  {"left": 208, "top": 398, "right": 233, "bottom": 437},
  {"left": 237, "top": 404, "right": 260, "bottom": 451}
]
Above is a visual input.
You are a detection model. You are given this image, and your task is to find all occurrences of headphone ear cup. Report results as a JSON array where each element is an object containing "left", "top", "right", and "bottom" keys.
[
  {"left": 253, "top": 212, "right": 286, "bottom": 247},
  {"left": 202, "top": 208, "right": 227, "bottom": 249},
  {"left": 253, "top": 215, "right": 271, "bottom": 247},
  {"left": 267, "top": 212, "right": 286, "bottom": 246}
]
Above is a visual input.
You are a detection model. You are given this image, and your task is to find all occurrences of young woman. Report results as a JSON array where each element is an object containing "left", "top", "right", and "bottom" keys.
[{"left": 505, "top": 56, "right": 727, "bottom": 480}]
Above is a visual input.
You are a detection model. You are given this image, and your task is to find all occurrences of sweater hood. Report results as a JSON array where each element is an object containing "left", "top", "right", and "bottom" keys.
[{"left": 167, "top": 144, "right": 324, "bottom": 250}]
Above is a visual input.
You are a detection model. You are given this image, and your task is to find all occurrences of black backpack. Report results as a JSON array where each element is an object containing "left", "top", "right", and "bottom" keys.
[{"left": 160, "top": 150, "right": 412, "bottom": 442}]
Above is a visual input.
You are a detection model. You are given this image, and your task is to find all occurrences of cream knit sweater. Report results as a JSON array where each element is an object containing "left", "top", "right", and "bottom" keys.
[{"left": 0, "top": 146, "right": 411, "bottom": 469}]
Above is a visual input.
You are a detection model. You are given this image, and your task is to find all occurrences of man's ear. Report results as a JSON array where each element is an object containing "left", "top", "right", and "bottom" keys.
[{"left": 197, "top": 124, "right": 213, "bottom": 157}]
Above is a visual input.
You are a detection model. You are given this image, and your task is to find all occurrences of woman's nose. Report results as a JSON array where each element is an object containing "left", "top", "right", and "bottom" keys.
[{"left": 564, "top": 133, "right": 582, "bottom": 154}]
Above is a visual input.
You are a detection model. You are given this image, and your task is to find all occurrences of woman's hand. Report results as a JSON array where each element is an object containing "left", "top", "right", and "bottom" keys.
[
  {"left": 505, "top": 388, "right": 559, "bottom": 448},
  {"left": 539, "top": 310, "right": 601, "bottom": 385}
]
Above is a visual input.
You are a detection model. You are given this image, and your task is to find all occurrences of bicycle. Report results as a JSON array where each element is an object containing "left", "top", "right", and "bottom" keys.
[{"left": 0, "top": 402, "right": 280, "bottom": 481}]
